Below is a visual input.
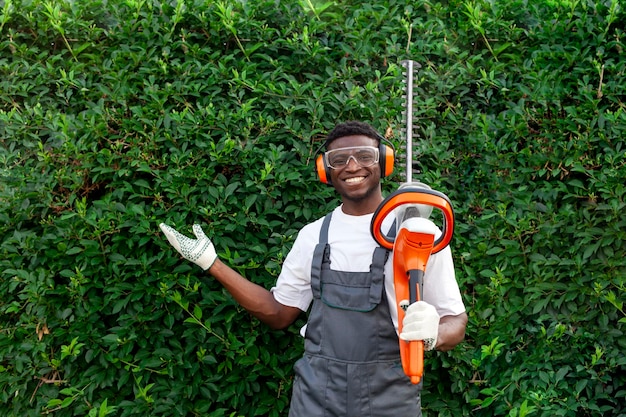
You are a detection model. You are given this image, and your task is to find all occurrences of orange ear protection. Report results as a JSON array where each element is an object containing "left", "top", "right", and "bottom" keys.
[{"left": 315, "top": 136, "right": 395, "bottom": 185}]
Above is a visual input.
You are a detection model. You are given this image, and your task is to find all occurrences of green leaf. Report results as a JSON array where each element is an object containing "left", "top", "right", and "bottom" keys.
[
  {"left": 193, "top": 304, "right": 203, "bottom": 320},
  {"left": 65, "top": 247, "right": 83, "bottom": 255}
]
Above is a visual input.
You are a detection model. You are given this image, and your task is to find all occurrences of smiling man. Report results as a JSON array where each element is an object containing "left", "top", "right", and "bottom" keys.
[
  {"left": 324, "top": 133, "right": 383, "bottom": 214},
  {"left": 159, "top": 121, "right": 467, "bottom": 416}
]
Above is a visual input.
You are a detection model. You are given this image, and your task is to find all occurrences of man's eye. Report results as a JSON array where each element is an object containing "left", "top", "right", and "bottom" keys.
[{"left": 330, "top": 155, "right": 349, "bottom": 165}]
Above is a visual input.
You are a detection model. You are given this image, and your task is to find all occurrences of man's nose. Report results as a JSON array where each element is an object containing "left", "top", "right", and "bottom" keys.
[{"left": 345, "top": 155, "right": 360, "bottom": 169}]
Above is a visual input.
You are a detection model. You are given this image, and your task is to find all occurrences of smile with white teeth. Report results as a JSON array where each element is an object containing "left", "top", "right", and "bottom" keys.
[{"left": 344, "top": 176, "right": 366, "bottom": 184}]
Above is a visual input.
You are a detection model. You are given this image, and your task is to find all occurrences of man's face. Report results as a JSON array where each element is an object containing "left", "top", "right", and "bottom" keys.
[{"left": 327, "top": 135, "right": 382, "bottom": 206}]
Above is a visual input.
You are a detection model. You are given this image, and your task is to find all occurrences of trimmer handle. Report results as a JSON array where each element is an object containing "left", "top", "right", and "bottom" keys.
[
  {"left": 371, "top": 187, "right": 454, "bottom": 251},
  {"left": 371, "top": 186, "right": 455, "bottom": 385}
]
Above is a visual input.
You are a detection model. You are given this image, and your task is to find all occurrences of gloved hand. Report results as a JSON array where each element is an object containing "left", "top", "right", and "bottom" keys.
[
  {"left": 400, "top": 300, "right": 440, "bottom": 351},
  {"left": 159, "top": 223, "right": 217, "bottom": 270}
]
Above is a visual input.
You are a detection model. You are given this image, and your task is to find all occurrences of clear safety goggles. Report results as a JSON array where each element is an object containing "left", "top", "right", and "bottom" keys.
[{"left": 325, "top": 146, "right": 380, "bottom": 169}]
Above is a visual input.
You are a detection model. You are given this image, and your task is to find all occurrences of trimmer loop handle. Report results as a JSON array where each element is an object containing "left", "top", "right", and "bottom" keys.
[{"left": 371, "top": 187, "right": 455, "bottom": 251}]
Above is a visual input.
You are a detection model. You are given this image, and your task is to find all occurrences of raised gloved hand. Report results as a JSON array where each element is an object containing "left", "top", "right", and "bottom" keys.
[
  {"left": 159, "top": 223, "right": 217, "bottom": 270},
  {"left": 400, "top": 300, "right": 440, "bottom": 351}
]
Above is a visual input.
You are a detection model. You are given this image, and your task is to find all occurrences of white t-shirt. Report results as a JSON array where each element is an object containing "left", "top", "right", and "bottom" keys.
[{"left": 271, "top": 205, "right": 466, "bottom": 333}]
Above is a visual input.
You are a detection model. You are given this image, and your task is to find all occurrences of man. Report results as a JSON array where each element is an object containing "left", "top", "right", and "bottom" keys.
[{"left": 160, "top": 121, "right": 467, "bottom": 416}]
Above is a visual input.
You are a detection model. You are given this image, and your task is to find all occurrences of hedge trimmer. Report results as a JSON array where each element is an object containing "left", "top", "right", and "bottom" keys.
[{"left": 370, "top": 60, "right": 455, "bottom": 384}]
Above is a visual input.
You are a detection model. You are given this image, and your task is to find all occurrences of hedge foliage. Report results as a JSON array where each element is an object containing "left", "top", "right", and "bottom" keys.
[{"left": 1, "top": 0, "right": 625, "bottom": 416}]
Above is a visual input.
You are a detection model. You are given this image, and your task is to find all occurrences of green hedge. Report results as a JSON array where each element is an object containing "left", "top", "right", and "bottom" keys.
[{"left": 1, "top": 0, "right": 625, "bottom": 416}]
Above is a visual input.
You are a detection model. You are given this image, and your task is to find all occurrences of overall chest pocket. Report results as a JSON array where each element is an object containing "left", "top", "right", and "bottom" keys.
[{"left": 320, "top": 270, "right": 383, "bottom": 312}]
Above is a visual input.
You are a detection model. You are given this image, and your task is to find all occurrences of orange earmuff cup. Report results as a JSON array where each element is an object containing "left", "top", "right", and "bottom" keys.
[
  {"left": 381, "top": 144, "right": 395, "bottom": 178},
  {"left": 316, "top": 154, "right": 331, "bottom": 185}
]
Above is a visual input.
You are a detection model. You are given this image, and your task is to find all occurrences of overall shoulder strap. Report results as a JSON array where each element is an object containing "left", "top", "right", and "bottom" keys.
[
  {"left": 369, "top": 219, "right": 397, "bottom": 303},
  {"left": 310, "top": 212, "right": 332, "bottom": 298}
]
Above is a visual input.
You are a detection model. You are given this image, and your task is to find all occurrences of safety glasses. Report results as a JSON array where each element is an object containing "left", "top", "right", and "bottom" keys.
[{"left": 325, "top": 146, "right": 380, "bottom": 169}]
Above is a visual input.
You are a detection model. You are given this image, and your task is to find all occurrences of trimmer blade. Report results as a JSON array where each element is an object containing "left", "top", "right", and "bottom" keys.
[{"left": 399, "top": 60, "right": 422, "bottom": 183}]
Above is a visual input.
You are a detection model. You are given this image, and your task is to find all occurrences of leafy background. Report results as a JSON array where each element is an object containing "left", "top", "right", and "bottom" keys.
[{"left": 1, "top": 0, "right": 625, "bottom": 416}]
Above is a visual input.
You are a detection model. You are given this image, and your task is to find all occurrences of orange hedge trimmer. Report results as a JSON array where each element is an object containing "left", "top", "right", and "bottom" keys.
[{"left": 370, "top": 60, "right": 455, "bottom": 384}]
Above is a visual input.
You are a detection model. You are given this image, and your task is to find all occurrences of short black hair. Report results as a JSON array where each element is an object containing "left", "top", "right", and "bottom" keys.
[{"left": 324, "top": 121, "right": 383, "bottom": 148}]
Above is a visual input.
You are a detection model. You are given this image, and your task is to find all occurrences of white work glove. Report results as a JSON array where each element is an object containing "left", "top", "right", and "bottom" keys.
[
  {"left": 400, "top": 300, "right": 440, "bottom": 351},
  {"left": 159, "top": 223, "right": 217, "bottom": 270}
]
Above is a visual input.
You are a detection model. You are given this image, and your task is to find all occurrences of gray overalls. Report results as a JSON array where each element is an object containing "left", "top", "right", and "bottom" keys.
[{"left": 288, "top": 213, "right": 422, "bottom": 417}]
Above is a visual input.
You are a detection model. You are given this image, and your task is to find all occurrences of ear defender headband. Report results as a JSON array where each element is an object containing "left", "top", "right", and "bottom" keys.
[{"left": 315, "top": 134, "right": 395, "bottom": 185}]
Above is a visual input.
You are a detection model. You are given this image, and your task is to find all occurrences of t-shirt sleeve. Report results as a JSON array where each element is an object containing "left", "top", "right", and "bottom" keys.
[
  {"left": 423, "top": 245, "right": 466, "bottom": 317},
  {"left": 270, "top": 229, "right": 315, "bottom": 312}
]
